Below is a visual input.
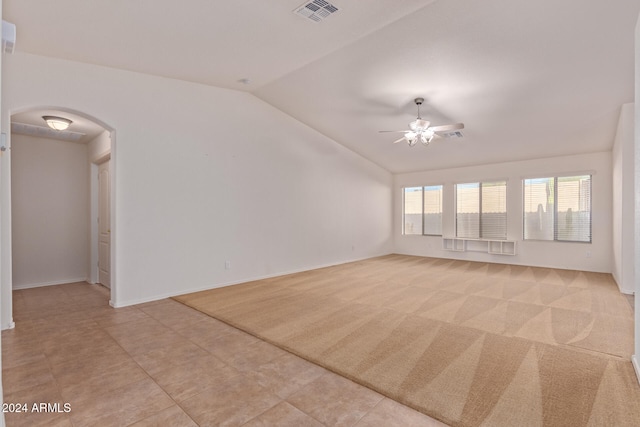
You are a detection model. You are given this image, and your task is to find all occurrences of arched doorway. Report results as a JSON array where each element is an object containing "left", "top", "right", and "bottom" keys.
[{"left": 5, "top": 106, "right": 116, "bottom": 326}]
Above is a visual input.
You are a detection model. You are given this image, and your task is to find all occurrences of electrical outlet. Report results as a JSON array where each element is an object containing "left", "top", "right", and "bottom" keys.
[
  {"left": 225, "top": 261, "right": 231, "bottom": 270},
  {"left": 586, "top": 251, "right": 591, "bottom": 258}
]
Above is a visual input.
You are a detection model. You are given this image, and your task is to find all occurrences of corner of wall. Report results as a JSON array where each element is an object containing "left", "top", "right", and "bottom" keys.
[
  {"left": 633, "top": 355, "right": 640, "bottom": 385},
  {"left": 612, "top": 103, "right": 635, "bottom": 295},
  {"left": 1, "top": 0, "right": 7, "bottom": 418},
  {"left": 633, "top": 11, "right": 640, "bottom": 370}
]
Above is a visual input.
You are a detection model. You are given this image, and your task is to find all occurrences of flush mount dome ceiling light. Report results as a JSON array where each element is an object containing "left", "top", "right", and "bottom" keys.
[
  {"left": 379, "top": 98, "right": 464, "bottom": 147},
  {"left": 42, "top": 115, "right": 72, "bottom": 131}
]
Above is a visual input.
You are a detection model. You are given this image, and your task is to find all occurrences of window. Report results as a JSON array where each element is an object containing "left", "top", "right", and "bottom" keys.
[
  {"left": 456, "top": 181, "right": 507, "bottom": 239},
  {"left": 423, "top": 185, "right": 443, "bottom": 235},
  {"left": 402, "top": 185, "right": 443, "bottom": 236},
  {"left": 403, "top": 187, "right": 423, "bottom": 235},
  {"left": 523, "top": 175, "right": 591, "bottom": 242}
]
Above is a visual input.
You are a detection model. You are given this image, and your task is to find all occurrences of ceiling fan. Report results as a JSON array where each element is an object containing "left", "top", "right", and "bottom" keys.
[{"left": 380, "top": 98, "right": 464, "bottom": 147}]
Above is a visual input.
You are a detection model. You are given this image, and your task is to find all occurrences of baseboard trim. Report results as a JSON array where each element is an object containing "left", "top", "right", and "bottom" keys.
[
  {"left": 1, "top": 320, "right": 15, "bottom": 330},
  {"left": 611, "top": 272, "right": 635, "bottom": 295},
  {"left": 110, "top": 253, "right": 391, "bottom": 308},
  {"left": 632, "top": 355, "right": 640, "bottom": 386},
  {"left": 12, "top": 278, "right": 88, "bottom": 290}
]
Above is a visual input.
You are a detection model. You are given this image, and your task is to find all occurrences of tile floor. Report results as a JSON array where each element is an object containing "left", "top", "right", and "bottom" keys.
[{"left": 1, "top": 282, "right": 446, "bottom": 426}]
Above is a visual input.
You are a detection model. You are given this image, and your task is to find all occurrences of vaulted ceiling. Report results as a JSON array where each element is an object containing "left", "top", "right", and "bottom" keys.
[{"left": 5, "top": 0, "right": 639, "bottom": 173}]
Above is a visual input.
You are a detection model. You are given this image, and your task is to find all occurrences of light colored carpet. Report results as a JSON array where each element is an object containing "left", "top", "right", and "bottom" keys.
[{"left": 174, "top": 254, "right": 640, "bottom": 426}]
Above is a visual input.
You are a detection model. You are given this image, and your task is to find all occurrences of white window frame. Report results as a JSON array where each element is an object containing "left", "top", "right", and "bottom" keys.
[
  {"left": 402, "top": 185, "right": 443, "bottom": 236},
  {"left": 523, "top": 175, "right": 592, "bottom": 243},
  {"left": 455, "top": 181, "right": 507, "bottom": 240}
]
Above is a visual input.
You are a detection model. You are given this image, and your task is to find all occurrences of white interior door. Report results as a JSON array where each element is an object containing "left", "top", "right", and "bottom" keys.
[{"left": 98, "top": 160, "right": 111, "bottom": 288}]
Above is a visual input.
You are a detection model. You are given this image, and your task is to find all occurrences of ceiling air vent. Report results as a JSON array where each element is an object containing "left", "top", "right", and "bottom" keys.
[
  {"left": 441, "top": 131, "right": 464, "bottom": 139},
  {"left": 294, "top": 0, "right": 339, "bottom": 23},
  {"left": 11, "top": 122, "right": 86, "bottom": 142},
  {"left": 2, "top": 20, "right": 16, "bottom": 54}
]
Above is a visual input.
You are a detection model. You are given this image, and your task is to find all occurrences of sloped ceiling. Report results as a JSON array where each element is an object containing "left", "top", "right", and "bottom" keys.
[{"left": 4, "top": 0, "right": 639, "bottom": 173}]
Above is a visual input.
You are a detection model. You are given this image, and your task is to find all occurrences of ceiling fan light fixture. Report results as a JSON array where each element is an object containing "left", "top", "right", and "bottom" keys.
[
  {"left": 405, "top": 131, "right": 418, "bottom": 146},
  {"left": 421, "top": 132, "right": 435, "bottom": 145},
  {"left": 379, "top": 96, "right": 464, "bottom": 147},
  {"left": 42, "top": 116, "right": 72, "bottom": 131}
]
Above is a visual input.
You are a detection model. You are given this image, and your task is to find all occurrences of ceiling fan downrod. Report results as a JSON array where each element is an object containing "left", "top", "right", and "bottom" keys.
[{"left": 414, "top": 97, "right": 424, "bottom": 119}]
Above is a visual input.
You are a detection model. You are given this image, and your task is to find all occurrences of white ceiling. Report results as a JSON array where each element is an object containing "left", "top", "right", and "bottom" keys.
[{"left": 4, "top": 0, "right": 639, "bottom": 173}]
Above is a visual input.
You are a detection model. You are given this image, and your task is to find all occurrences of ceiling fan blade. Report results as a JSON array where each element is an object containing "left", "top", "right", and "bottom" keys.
[
  {"left": 430, "top": 123, "right": 464, "bottom": 132},
  {"left": 379, "top": 130, "right": 409, "bottom": 133},
  {"left": 393, "top": 136, "right": 406, "bottom": 144}
]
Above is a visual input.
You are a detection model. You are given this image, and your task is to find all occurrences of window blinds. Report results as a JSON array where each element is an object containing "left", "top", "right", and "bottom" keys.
[
  {"left": 403, "top": 185, "right": 443, "bottom": 236},
  {"left": 423, "top": 185, "right": 443, "bottom": 235},
  {"left": 403, "top": 187, "right": 423, "bottom": 235},
  {"left": 456, "top": 181, "right": 507, "bottom": 239},
  {"left": 456, "top": 183, "right": 480, "bottom": 238},
  {"left": 523, "top": 175, "right": 591, "bottom": 242}
]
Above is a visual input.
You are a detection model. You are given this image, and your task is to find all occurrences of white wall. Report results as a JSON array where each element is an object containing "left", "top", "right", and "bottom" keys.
[
  {"left": 1, "top": 53, "right": 393, "bottom": 309},
  {"left": 612, "top": 103, "right": 635, "bottom": 293},
  {"left": 394, "top": 152, "right": 613, "bottom": 272},
  {"left": 633, "top": 12, "right": 640, "bottom": 381},
  {"left": 11, "top": 134, "right": 89, "bottom": 288},
  {"left": 88, "top": 130, "right": 111, "bottom": 160},
  {"left": 1, "top": 3, "right": 6, "bottom": 425}
]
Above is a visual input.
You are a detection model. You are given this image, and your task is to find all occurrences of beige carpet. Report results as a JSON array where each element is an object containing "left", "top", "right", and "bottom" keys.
[{"left": 174, "top": 254, "right": 640, "bottom": 426}]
